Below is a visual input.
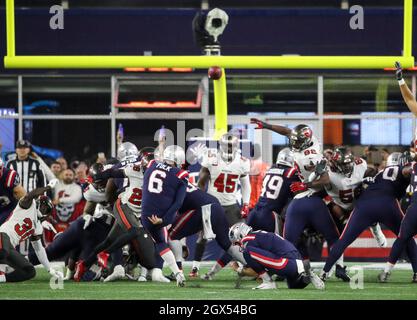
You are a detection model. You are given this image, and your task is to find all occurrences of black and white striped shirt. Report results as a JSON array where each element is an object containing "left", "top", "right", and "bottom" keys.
[{"left": 6, "top": 155, "right": 46, "bottom": 192}]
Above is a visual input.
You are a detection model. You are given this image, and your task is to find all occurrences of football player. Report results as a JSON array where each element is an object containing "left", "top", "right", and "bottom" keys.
[
  {"left": 247, "top": 148, "right": 298, "bottom": 233},
  {"left": 228, "top": 222, "right": 321, "bottom": 290},
  {"left": 321, "top": 152, "right": 417, "bottom": 280},
  {"left": 326, "top": 146, "right": 386, "bottom": 247},
  {"left": 0, "top": 158, "right": 26, "bottom": 225},
  {"left": 0, "top": 179, "right": 63, "bottom": 282},
  {"left": 189, "top": 133, "right": 251, "bottom": 277},
  {"left": 141, "top": 145, "right": 189, "bottom": 286},
  {"left": 250, "top": 119, "right": 347, "bottom": 284}
]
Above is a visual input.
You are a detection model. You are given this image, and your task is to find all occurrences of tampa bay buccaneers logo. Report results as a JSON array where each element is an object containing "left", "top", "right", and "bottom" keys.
[{"left": 302, "top": 128, "right": 312, "bottom": 138}]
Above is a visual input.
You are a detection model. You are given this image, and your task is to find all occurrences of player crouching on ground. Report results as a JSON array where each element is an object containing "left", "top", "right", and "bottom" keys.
[
  {"left": 229, "top": 222, "right": 321, "bottom": 290},
  {"left": 0, "top": 179, "right": 63, "bottom": 283}
]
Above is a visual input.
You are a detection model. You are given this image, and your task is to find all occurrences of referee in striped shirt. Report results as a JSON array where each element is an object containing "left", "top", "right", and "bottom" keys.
[{"left": 6, "top": 140, "right": 46, "bottom": 193}]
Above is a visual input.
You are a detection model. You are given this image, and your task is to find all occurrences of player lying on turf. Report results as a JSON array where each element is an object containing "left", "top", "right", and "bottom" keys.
[
  {"left": 0, "top": 179, "right": 63, "bottom": 283},
  {"left": 378, "top": 62, "right": 417, "bottom": 282},
  {"left": 321, "top": 153, "right": 417, "bottom": 282},
  {"left": 228, "top": 222, "right": 322, "bottom": 290}
]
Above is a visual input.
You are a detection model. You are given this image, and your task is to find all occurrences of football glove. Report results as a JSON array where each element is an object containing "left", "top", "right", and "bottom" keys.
[
  {"left": 314, "top": 159, "right": 327, "bottom": 176},
  {"left": 82, "top": 214, "right": 94, "bottom": 230},
  {"left": 240, "top": 203, "right": 250, "bottom": 219},
  {"left": 41, "top": 220, "right": 57, "bottom": 234},
  {"left": 49, "top": 268, "right": 64, "bottom": 280},
  {"left": 399, "top": 151, "right": 414, "bottom": 167},
  {"left": 47, "top": 178, "right": 59, "bottom": 189},
  {"left": 250, "top": 118, "right": 271, "bottom": 130},
  {"left": 395, "top": 61, "right": 403, "bottom": 81},
  {"left": 290, "top": 182, "right": 308, "bottom": 193}
]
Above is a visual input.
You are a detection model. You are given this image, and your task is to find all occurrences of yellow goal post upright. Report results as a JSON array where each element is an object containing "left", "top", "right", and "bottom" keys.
[{"left": 4, "top": 0, "right": 414, "bottom": 139}]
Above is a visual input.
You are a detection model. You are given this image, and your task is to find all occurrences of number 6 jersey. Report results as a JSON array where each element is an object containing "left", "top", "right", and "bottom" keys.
[
  {"left": 0, "top": 200, "right": 43, "bottom": 247},
  {"left": 201, "top": 149, "right": 250, "bottom": 206}
]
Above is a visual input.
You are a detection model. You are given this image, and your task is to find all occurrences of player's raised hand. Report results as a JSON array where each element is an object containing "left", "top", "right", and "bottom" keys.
[
  {"left": 250, "top": 118, "right": 271, "bottom": 130},
  {"left": 47, "top": 178, "right": 59, "bottom": 190},
  {"left": 148, "top": 214, "right": 163, "bottom": 225},
  {"left": 240, "top": 203, "right": 250, "bottom": 219},
  {"left": 395, "top": 61, "right": 403, "bottom": 81}
]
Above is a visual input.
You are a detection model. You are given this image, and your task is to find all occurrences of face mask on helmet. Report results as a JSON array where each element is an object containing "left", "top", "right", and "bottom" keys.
[
  {"left": 331, "top": 148, "right": 354, "bottom": 177},
  {"left": 36, "top": 195, "right": 54, "bottom": 217},
  {"left": 228, "top": 222, "right": 252, "bottom": 245},
  {"left": 88, "top": 163, "right": 106, "bottom": 190},
  {"left": 138, "top": 147, "right": 155, "bottom": 172},
  {"left": 117, "top": 142, "right": 139, "bottom": 161},
  {"left": 289, "top": 125, "right": 313, "bottom": 152},
  {"left": 219, "top": 134, "right": 239, "bottom": 162}
]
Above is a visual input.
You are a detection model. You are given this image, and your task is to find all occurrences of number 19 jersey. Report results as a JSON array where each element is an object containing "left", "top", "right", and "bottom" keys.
[{"left": 201, "top": 149, "right": 250, "bottom": 206}]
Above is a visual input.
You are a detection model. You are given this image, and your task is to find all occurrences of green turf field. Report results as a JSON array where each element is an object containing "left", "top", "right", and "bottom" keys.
[{"left": 1, "top": 265, "right": 417, "bottom": 300}]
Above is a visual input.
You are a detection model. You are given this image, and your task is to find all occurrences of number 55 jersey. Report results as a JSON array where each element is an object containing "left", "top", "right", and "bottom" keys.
[{"left": 201, "top": 149, "right": 250, "bottom": 206}]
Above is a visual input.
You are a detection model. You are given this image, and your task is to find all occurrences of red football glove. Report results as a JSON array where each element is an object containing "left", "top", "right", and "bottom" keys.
[
  {"left": 240, "top": 203, "right": 250, "bottom": 219},
  {"left": 290, "top": 182, "right": 308, "bottom": 193},
  {"left": 250, "top": 118, "right": 271, "bottom": 130}
]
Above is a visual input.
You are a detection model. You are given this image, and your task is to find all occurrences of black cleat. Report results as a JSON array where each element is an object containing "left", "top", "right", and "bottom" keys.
[
  {"left": 412, "top": 273, "right": 417, "bottom": 283},
  {"left": 165, "top": 272, "right": 177, "bottom": 281},
  {"left": 335, "top": 265, "right": 350, "bottom": 282}
]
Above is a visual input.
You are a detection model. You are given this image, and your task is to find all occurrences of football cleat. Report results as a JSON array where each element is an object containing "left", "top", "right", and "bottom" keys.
[
  {"left": 252, "top": 281, "right": 276, "bottom": 290},
  {"left": 137, "top": 275, "right": 147, "bottom": 282},
  {"left": 73, "top": 261, "right": 86, "bottom": 282},
  {"left": 103, "top": 264, "right": 125, "bottom": 282},
  {"left": 335, "top": 265, "right": 350, "bottom": 282},
  {"left": 64, "top": 268, "right": 75, "bottom": 281},
  {"left": 175, "top": 272, "right": 186, "bottom": 287},
  {"left": 377, "top": 271, "right": 391, "bottom": 283},
  {"left": 370, "top": 224, "right": 387, "bottom": 248},
  {"left": 97, "top": 252, "right": 110, "bottom": 269},
  {"left": 151, "top": 268, "right": 170, "bottom": 283},
  {"left": 309, "top": 271, "right": 325, "bottom": 290},
  {"left": 201, "top": 272, "right": 214, "bottom": 281},
  {"left": 412, "top": 273, "right": 417, "bottom": 283},
  {"left": 188, "top": 267, "right": 199, "bottom": 278},
  {"left": 319, "top": 270, "right": 329, "bottom": 282},
  {"left": 165, "top": 272, "right": 177, "bottom": 281}
]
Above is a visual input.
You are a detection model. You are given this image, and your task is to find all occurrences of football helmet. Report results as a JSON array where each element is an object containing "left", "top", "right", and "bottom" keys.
[
  {"left": 289, "top": 124, "right": 313, "bottom": 152},
  {"left": 276, "top": 147, "right": 294, "bottom": 167},
  {"left": 330, "top": 146, "right": 354, "bottom": 177},
  {"left": 36, "top": 195, "right": 54, "bottom": 217},
  {"left": 138, "top": 147, "right": 155, "bottom": 171},
  {"left": 88, "top": 163, "right": 106, "bottom": 189},
  {"left": 163, "top": 145, "right": 185, "bottom": 168},
  {"left": 117, "top": 142, "right": 139, "bottom": 161},
  {"left": 229, "top": 222, "right": 253, "bottom": 245},
  {"left": 386, "top": 152, "right": 402, "bottom": 166},
  {"left": 219, "top": 133, "right": 239, "bottom": 162}
]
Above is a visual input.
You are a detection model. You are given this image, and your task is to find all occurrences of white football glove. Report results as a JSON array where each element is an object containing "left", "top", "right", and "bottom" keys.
[
  {"left": 47, "top": 178, "right": 59, "bottom": 189},
  {"left": 41, "top": 220, "right": 57, "bottom": 234},
  {"left": 83, "top": 214, "right": 94, "bottom": 230},
  {"left": 49, "top": 268, "right": 64, "bottom": 280}
]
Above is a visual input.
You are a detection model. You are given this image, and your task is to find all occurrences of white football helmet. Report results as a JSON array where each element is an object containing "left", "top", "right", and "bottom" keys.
[
  {"left": 219, "top": 133, "right": 239, "bottom": 162},
  {"left": 276, "top": 148, "right": 294, "bottom": 167},
  {"left": 386, "top": 152, "right": 402, "bottom": 166},
  {"left": 229, "top": 222, "right": 253, "bottom": 244},
  {"left": 117, "top": 142, "right": 139, "bottom": 161},
  {"left": 163, "top": 145, "right": 186, "bottom": 168}
]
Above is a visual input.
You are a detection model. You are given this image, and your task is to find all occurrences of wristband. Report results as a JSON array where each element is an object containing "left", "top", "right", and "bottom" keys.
[{"left": 398, "top": 79, "right": 406, "bottom": 86}]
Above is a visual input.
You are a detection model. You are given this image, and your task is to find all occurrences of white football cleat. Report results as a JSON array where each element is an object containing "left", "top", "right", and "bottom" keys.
[
  {"left": 64, "top": 268, "right": 75, "bottom": 281},
  {"left": 137, "top": 275, "right": 147, "bottom": 282},
  {"left": 151, "top": 268, "right": 170, "bottom": 283},
  {"left": 309, "top": 271, "right": 325, "bottom": 290},
  {"left": 370, "top": 224, "right": 387, "bottom": 248},
  {"left": 201, "top": 272, "right": 214, "bottom": 281},
  {"left": 103, "top": 264, "right": 125, "bottom": 282},
  {"left": 252, "top": 281, "right": 276, "bottom": 290},
  {"left": 175, "top": 272, "right": 186, "bottom": 287}
]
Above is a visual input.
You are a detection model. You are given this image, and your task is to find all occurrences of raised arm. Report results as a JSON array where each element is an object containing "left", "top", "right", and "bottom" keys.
[
  {"left": 19, "top": 179, "right": 57, "bottom": 209},
  {"left": 396, "top": 61, "right": 417, "bottom": 117},
  {"left": 250, "top": 118, "right": 291, "bottom": 136}
]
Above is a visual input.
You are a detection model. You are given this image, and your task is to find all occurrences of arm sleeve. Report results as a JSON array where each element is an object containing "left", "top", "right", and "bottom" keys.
[
  {"left": 31, "top": 239, "right": 51, "bottom": 271},
  {"left": 239, "top": 174, "right": 251, "bottom": 204},
  {"left": 58, "top": 185, "right": 83, "bottom": 204},
  {"left": 163, "top": 181, "right": 187, "bottom": 225}
]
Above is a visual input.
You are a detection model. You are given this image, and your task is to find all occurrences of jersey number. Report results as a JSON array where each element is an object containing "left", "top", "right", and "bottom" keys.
[
  {"left": 213, "top": 173, "right": 239, "bottom": 193},
  {"left": 14, "top": 218, "right": 33, "bottom": 239},
  {"left": 148, "top": 170, "right": 166, "bottom": 194},
  {"left": 128, "top": 188, "right": 142, "bottom": 206},
  {"left": 261, "top": 174, "right": 283, "bottom": 200},
  {"left": 383, "top": 166, "right": 399, "bottom": 181}
]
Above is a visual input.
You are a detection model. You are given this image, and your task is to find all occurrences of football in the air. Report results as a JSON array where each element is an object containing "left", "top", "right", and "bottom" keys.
[{"left": 208, "top": 66, "right": 222, "bottom": 80}]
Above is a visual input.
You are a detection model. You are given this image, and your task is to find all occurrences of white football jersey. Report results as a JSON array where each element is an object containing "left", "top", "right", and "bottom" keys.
[
  {"left": 326, "top": 158, "right": 367, "bottom": 210},
  {"left": 83, "top": 183, "right": 113, "bottom": 219},
  {"left": 201, "top": 149, "right": 250, "bottom": 206},
  {"left": 120, "top": 162, "right": 144, "bottom": 213},
  {"left": 293, "top": 135, "right": 325, "bottom": 199},
  {"left": 0, "top": 200, "right": 43, "bottom": 247}
]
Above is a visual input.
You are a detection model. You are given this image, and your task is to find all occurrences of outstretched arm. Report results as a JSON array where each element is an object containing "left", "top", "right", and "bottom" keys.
[
  {"left": 19, "top": 185, "right": 53, "bottom": 210},
  {"left": 250, "top": 118, "right": 291, "bottom": 136},
  {"left": 395, "top": 61, "right": 417, "bottom": 116}
]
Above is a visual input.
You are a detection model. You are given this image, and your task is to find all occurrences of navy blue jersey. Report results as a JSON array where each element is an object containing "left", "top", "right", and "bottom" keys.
[
  {"left": 0, "top": 167, "right": 20, "bottom": 214},
  {"left": 179, "top": 182, "right": 220, "bottom": 214},
  {"left": 361, "top": 165, "right": 409, "bottom": 200},
  {"left": 241, "top": 230, "right": 298, "bottom": 257},
  {"left": 111, "top": 157, "right": 139, "bottom": 196},
  {"left": 141, "top": 160, "right": 189, "bottom": 217},
  {"left": 254, "top": 165, "right": 298, "bottom": 214}
]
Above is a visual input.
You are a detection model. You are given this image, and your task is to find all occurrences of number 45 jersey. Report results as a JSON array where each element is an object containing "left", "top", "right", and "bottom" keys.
[
  {"left": 201, "top": 149, "right": 250, "bottom": 206},
  {"left": 326, "top": 158, "right": 367, "bottom": 211}
]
